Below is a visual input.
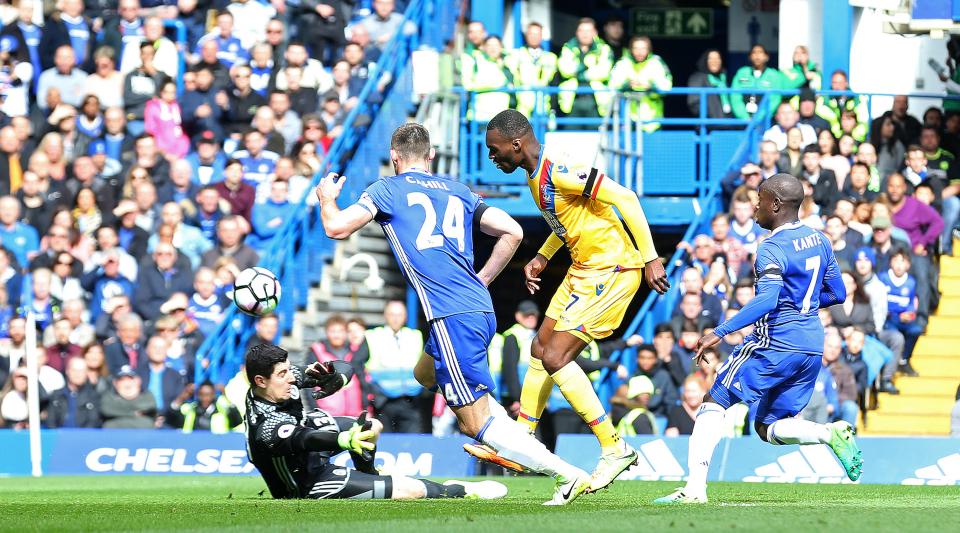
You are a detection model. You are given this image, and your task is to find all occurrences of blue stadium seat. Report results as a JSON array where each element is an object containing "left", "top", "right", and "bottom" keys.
[
  {"left": 708, "top": 130, "right": 745, "bottom": 185},
  {"left": 642, "top": 131, "right": 698, "bottom": 195}
]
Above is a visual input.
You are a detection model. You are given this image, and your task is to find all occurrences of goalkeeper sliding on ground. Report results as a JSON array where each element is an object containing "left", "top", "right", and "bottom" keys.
[{"left": 243, "top": 343, "right": 506, "bottom": 500}]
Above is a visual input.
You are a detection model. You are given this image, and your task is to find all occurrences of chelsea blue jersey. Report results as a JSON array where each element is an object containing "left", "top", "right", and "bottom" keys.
[
  {"left": 359, "top": 171, "right": 494, "bottom": 321},
  {"left": 750, "top": 221, "right": 841, "bottom": 356}
]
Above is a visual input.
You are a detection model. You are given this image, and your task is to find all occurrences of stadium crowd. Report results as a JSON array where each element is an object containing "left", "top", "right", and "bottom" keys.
[
  {"left": 0, "top": 0, "right": 416, "bottom": 430},
  {"left": 1, "top": 4, "right": 958, "bottom": 440},
  {"left": 455, "top": 17, "right": 960, "bottom": 438}
]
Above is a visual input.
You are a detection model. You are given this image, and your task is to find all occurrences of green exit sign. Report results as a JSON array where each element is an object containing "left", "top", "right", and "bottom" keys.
[{"left": 631, "top": 7, "right": 714, "bottom": 39}]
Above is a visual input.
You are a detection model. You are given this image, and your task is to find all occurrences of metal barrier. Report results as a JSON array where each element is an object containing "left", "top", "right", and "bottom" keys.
[
  {"left": 194, "top": 0, "right": 460, "bottom": 385},
  {"left": 456, "top": 87, "right": 959, "bottom": 221}
]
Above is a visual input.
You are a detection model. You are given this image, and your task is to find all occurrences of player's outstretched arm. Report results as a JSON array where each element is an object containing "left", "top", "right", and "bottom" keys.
[
  {"left": 698, "top": 275, "right": 782, "bottom": 363},
  {"left": 476, "top": 206, "right": 523, "bottom": 287},
  {"left": 316, "top": 172, "right": 375, "bottom": 239},
  {"left": 592, "top": 177, "right": 670, "bottom": 293}
]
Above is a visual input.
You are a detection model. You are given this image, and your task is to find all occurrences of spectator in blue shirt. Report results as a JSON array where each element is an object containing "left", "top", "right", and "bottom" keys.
[
  {"left": 194, "top": 12, "right": 249, "bottom": 69},
  {"left": 22, "top": 268, "right": 61, "bottom": 332},
  {"left": 188, "top": 186, "right": 226, "bottom": 244},
  {"left": 38, "top": 0, "right": 95, "bottom": 72},
  {"left": 0, "top": 195, "right": 39, "bottom": 267},
  {"left": 157, "top": 160, "right": 200, "bottom": 206},
  {"left": 186, "top": 130, "right": 227, "bottom": 186},
  {"left": 233, "top": 129, "right": 279, "bottom": 187},
  {"left": 728, "top": 190, "right": 766, "bottom": 253},
  {"left": 188, "top": 267, "right": 226, "bottom": 337},
  {"left": 251, "top": 179, "right": 295, "bottom": 249},
  {"left": 81, "top": 250, "right": 135, "bottom": 321},
  {"left": 879, "top": 249, "right": 923, "bottom": 374},
  {"left": 135, "top": 334, "right": 186, "bottom": 415}
]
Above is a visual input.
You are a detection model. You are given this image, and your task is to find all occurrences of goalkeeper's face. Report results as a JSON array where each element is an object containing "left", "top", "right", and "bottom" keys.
[{"left": 258, "top": 360, "right": 297, "bottom": 402}]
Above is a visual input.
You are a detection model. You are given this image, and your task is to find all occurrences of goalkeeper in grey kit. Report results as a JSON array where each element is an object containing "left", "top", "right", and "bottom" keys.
[{"left": 243, "top": 343, "right": 506, "bottom": 500}]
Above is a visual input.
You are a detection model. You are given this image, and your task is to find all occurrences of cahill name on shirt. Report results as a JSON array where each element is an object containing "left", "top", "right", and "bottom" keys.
[{"left": 406, "top": 175, "right": 450, "bottom": 190}]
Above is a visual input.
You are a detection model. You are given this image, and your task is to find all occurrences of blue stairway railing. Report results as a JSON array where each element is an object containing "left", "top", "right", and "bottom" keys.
[{"left": 194, "top": 0, "right": 458, "bottom": 385}]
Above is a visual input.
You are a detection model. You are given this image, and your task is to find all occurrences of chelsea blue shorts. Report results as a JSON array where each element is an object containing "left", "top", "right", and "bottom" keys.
[
  {"left": 424, "top": 311, "right": 497, "bottom": 407},
  {"left": 711, "top": 338, "right": 822, "bottom": 425}
]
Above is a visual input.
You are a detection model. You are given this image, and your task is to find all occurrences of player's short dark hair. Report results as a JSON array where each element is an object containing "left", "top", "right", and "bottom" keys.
[
  {"left": 347, "top": 316, "right": 366, "bottom": 328},
  {"left": 921, "top": 125, "right": 940, "bottom": 137},
  {"left": 390, "top": 123, "right": 431, "bottom": 161},
  {"left": 527, "top": 21, "right": 543, "bottom": 30},
  {"left": 487, "top": 109, "right": 532, "bottom": 139},
  {"left": 850, "top": 162, "right": 869, "bottom": 174},
  {"left": 198, "top": 380, "right": 216, "bottom": 391},
  {"left": 245, "top": 343, "right": 288, "bottom": 385},
  {"left": 225, "top": 158, "right": 243, "bottom": 169},
  {"left": 637, "top": 344, "right": 656, "bottom": 355},
  {"left": 762, "top": 173, "right": 804, "bottom": 208}
]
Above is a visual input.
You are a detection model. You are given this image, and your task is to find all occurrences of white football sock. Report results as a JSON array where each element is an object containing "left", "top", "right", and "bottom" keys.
[
  {"left": 683, "top": 402, "right": 725, "bottom": 494},
  {"left": 767, "top": 418, "right": 831, "bottom": 445},
  {"left": 479, "top": 416, "right": 582, "bottom": 480},
  {"left": 486, "top": 397, "right": 510, "bottom": 420}
]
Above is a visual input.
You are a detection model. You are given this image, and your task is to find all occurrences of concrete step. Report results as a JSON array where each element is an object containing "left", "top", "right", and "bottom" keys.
[
  {"left": 938, "top": 277, "right": 960, "bottom": 295},
  {"left": 872, "top": 394, "right": 956, "bottom": 415},
  {"left": 910, "top": 354, "right": 960, "bottom": 377},
  {"left": 356, "top": 236, "right": 393, "bottom": 254},
  {"left": 317, "top": 295, "right": 390, "bottom": 315},
  {"left": 935, "top": 296, "right": 960, "bottom": 317},
  {"left": 894, "top": 375, "right": 960, "bottom": 396},
  {"left": 860, "top": 411, "right": 950, "bottom": 436},
  {"left": 939, "top": 254, "right": 960, "bottom": 273},
  {"left": 299, "top": 310, "right": 386, "bottom": 330},
  {"left": 340, "top": 268, "right": 407, "bottom": 285},
  {"left": 925, "top": 316, "right": 960, "bottom": 336},
  {"left": 912, "top": 335, "right": 960, "bottom": 357},
  {"left": 331, "top": 282, "right": 405, "bottom": 300}
]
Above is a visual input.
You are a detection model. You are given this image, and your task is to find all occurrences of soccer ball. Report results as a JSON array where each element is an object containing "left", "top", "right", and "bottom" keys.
[{"left": 233, "top": 267, "right": 281, "bottom": 316}]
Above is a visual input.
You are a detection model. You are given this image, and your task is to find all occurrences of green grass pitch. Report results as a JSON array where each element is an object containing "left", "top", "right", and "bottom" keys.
[{"left": 2, "top": 476, "right": 956, "bottom": 532}]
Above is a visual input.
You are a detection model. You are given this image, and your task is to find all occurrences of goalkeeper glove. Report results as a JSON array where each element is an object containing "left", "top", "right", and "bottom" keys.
[{"left": 337, "top": 415, "right": 376, "bottom": 454}]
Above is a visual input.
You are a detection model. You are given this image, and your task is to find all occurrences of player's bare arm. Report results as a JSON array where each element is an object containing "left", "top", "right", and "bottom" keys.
[
  {"left": 524, "top": 232, "right": 563, "bottom": 294},
  {"left": 316, "top": 172, "right": 375, "bottom": 239},
  {"left": 592, "top": 177, "right": 670, "bottom": 294},
  {"left": 476, "top": 206, "right": 524, "bottom": 286}
]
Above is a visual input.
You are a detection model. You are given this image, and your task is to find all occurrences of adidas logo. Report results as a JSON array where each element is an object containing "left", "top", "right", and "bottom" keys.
[
  {"left": 743, "top": 445, "right": 853, "bottom": 484},
  {"left": 901, "top": 453, "right": 960, "bottom": 485},
  {"left": 616, "top": 439, "right": 685, "bottom": 481},
  {"left": 474, "top": 384, "right": 488, "bottom": 393}
]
